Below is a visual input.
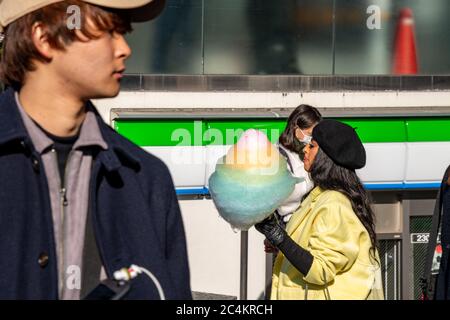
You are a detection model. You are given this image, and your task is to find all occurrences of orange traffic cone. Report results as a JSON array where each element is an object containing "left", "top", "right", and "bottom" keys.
[{"left": 393, "top": 8, "right": 418, "bottom": 74}]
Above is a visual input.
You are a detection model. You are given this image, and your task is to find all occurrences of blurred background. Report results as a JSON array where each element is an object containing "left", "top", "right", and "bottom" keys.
[{"left": 124, "top": 0, "right": 450, "bottom": 75}]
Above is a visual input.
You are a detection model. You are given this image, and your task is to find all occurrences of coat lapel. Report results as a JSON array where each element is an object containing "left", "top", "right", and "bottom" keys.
[{"left": 285, "top": 187, "right": 323, "bottom": 236}]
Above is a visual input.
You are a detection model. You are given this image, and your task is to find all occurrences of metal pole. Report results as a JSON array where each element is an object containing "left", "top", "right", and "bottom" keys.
[
  {"left": 402, "top": 200, "right": 411, "bottom": 300},
  {"left": 240, "top": 230, "right": 248, "bottom": 300}
]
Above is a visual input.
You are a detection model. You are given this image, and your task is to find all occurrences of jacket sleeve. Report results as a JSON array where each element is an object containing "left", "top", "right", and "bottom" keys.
[
  {"left": 163, "top": 178, "right": 193, "bottom": 299},
  {"left": 303, "top": 203, "right": 361, "bottom": 286},
  {"left": 276, "top": 149, "right": 312, "bottom": 217}
]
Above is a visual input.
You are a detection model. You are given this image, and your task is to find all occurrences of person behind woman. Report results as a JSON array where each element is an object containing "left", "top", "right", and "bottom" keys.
[
  {"left": 276, "top": 104, "right": 322, "bottom": 224},
  {"left": 256, "top": 120, "right": 384, "bottom": 300},
  {"left": 265, "top": 104, "right": 322, "bottom": 254}
]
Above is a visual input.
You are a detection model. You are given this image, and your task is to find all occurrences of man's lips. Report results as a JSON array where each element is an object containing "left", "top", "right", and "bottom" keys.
[{"left": 113, "top": 69, "right": 125, "bottom": 79}]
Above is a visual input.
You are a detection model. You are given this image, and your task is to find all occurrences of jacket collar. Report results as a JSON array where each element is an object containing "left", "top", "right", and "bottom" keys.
[
  {"left": 309, "top": 186, "right": 324, "bottom": 203},
  {"left": 0, "top": 88, "right": 30, "bottom": 146},
  {"left": 0, "top": 88, "right": 141, "bottom": 172},
  {"left": 15, "top": 93, "right": 54, "bottom": 154},
  {"left": 285, "top": 186, "right": 323, "bottom": 235},
  {"left": 89, "top": 100, "right": 141, "bottom": 172}
]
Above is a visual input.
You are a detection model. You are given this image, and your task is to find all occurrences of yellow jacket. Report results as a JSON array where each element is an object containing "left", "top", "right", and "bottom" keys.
[{"left": 271, "top": 187, "right": 384, "bottom": 300}]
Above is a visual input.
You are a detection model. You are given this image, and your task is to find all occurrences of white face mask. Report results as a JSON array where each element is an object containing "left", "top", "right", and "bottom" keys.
[{"left": 298, "top": 128, "right": 312, "bottom": 144}]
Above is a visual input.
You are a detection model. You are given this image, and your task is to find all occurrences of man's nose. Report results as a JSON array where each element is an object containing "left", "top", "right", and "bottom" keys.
[{"left": 115, "top": 34, "right": 132, "bottom": 60}]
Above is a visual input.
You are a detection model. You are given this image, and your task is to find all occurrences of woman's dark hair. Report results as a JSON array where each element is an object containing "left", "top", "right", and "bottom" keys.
[
  {"left": 279, "top": 104, "right": 322, "bottom": 154},
  {"left": 309, "top": 148, "right": 379, "bottom": 264}
]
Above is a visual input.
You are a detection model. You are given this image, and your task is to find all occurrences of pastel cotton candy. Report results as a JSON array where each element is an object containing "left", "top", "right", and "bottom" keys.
[{"left": 209, "top": 129, "right": 298, "bottom": 230}]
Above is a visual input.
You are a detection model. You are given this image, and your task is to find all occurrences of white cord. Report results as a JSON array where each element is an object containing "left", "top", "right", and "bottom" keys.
[{"left": 113, "top": 264, "right": 166, "bottom": 300}]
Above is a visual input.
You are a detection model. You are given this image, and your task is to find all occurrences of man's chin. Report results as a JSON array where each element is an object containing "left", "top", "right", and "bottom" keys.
[{"left": 89, "top": 87, "right": 121, "bottom": 100}]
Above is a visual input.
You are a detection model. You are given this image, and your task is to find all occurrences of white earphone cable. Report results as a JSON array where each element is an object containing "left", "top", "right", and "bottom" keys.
[{"left": 113, "top": 264, "right": 166, "bottom": 300}]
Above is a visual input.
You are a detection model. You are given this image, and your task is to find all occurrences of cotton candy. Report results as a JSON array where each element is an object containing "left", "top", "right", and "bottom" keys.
[{"left": 209, "top": 129, "right": 298, "bottom": 230}]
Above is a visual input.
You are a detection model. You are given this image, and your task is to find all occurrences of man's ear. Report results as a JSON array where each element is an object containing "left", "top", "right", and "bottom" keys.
[{"left": 31, "top": 22, "right": 53, "bottom": 60}]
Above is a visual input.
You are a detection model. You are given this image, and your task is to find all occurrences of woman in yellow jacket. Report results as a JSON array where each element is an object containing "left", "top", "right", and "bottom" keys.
[{"left": 256, "top": 120, "right": 384, "bottom": 300}]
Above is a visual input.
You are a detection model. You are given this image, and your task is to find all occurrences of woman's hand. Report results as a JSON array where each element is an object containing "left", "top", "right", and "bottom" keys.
[
  {"left": 255, "top": 214, "right": 287, "bottom": 247},
  {"left": 264, "top": 239, "right": 279, "bottom": 254}
]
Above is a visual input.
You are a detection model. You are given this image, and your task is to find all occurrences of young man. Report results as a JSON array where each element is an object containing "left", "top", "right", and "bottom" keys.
[{"left": 0, "top": 0, "right": 192, "bottom": 299}]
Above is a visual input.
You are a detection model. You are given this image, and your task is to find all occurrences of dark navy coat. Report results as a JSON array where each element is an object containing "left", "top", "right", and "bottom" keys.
[
  {"left": 0, "top": 88, "right": 192, "bottom": 299},
  {"left": 436, "top": 166, "right": 450, "bottom": 300}
]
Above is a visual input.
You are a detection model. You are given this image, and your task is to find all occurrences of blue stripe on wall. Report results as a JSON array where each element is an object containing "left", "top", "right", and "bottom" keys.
[
  {"left": 176, "top": 182, "right": 441, "bottom": 195},
  {"left": 176, "top": 187, "right": 210, "bottom": 195},
  {"left": 364, "top": 182, "right": 440, "bottom": 190}
]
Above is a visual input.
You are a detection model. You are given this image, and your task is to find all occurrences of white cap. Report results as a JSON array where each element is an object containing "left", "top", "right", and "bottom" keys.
[{"left": 0, "top": 0, "right": 165, "bottom": 32}]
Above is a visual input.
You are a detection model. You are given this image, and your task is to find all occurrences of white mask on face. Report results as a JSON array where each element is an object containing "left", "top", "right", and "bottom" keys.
[{"left": 298, "top": 128, "right": 312, "bottom": 144}]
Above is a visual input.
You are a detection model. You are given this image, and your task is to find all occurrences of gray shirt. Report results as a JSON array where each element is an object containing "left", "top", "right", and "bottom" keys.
[{"left": 16, "top": 93, "right": 107, "bottom": 300}]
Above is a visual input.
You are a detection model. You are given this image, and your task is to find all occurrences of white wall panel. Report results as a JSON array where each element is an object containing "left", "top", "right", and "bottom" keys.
[
  {"left": 179, "top": 199, "right": 241, "bottom": 298},
  {"left": 205, "top": 145, "right": 231, "bottom": 187},
  {"left": 405, "top": 142, "right": 450, "bottom": 182},
  {"left": 357, "top": 143, "right": 406, "bottom": 183},
  {"left": 143, "top": 146, "right": 206, "bottom": 188}
]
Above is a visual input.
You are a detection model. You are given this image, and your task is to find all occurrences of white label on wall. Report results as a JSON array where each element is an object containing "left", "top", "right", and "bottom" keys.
[{"left": 411, "top": 233, "right": 430, "bottom": 244}]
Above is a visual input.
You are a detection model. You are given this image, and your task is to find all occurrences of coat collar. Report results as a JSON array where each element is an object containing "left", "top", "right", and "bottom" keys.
[
  {"left": 0, "top": 88, "right": 29, "bottom": 145},
  {"left": 309, "top": 186, "right": 324, "bottom": 203},
  {"left": 0, "top": 88, "right": 141, "bottom": 172},
  {"left": 285, "top": 186, "right": 323, "bottom": 235}
]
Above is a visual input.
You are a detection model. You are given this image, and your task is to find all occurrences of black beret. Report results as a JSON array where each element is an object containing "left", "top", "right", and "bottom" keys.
[{"left": 312, "top": 120, "right": 366, "bottom": 170}]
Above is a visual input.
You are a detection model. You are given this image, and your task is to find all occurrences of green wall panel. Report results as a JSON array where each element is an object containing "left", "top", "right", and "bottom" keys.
[
  {"left": 205, "top": 119, "right": 287, "bottom": 145},
  {"left": 115, "top": 117, "right": 450, "bottom": 146},
  {"left": 406, "top": 118, "right": 450, "bottom": 142},
  {"left": 115, "top": 119, "right": 287, "bottom": 146},
  {"left": 115, "top": 120, "right": 206, "bottom": 146},
  {"left": 338, "top": 118, "right": 407, "bottom": 143}
]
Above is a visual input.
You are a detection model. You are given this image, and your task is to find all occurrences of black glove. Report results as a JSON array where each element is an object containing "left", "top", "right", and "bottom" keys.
[
  {"left": 256, "top": 214, "right": 314, "bottom": 275},
  {"left": 255, "top": 214, "right": 287, "bottom": 247}
]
